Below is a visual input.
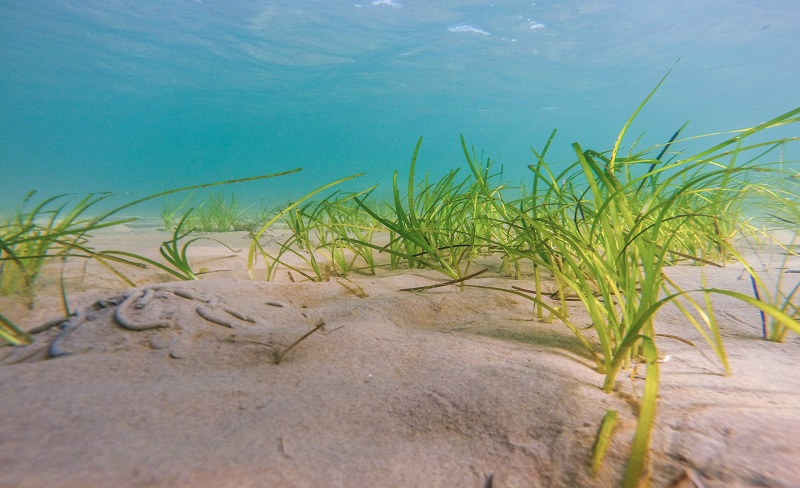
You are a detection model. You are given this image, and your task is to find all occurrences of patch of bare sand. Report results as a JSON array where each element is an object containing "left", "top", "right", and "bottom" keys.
[{"left": 1, "top": 225, "right": 799, "bottom": 487}]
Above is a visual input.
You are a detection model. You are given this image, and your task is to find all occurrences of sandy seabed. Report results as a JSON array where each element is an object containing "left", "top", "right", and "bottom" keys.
[{"left": 1, "top": 223, "right": 799, "bottom": 488}]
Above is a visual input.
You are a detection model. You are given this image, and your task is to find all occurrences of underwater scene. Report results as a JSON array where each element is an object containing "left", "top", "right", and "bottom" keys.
[
  {"left": 2, "top": 0, "right": 799, "bottom": 210},
  {"left": 2, "top": 1, "right": 800, "bottom": 487}
]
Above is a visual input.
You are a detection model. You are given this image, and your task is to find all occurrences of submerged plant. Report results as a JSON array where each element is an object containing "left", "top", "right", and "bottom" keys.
[
  {"left": 3, "top": 73, "right": 800, "bottom": 487},
  {"left": 102, "top": 209, "right": 238, "bottom": 281},
  {"left": 262, "top": 189, "right": 382, "bottom": 281},
  {"left": 0, "top": 312, "right": 33, "bottom": 346},
  {"left": 377, "top": 75, "right": 800, "bottom": 484},
  {"left": 162, "top": 190, "right": 277, "bottom": 232},
  {"left": 1, "top": 169, "right": 302, "bottom": 345},
  {"left": 247, "top": 173, "right": 365, "bottom": 281},
  {"left": 350, "top": 137, "right": 510, "bottom": 281},
  {"left": 504, "top": 90, "right": 799, "bottom": 483},
  {"left": 160, "top": 191, "right": 195, "bottom": 230},
  {"left": 189, "top": 191, "right": 254, "bottom": 232},
  {"left": 0, "top": 191, "right": 135, "bottom": 300},
  {"left": 743, "top": 184, "right": 800, "bottom": 342}
]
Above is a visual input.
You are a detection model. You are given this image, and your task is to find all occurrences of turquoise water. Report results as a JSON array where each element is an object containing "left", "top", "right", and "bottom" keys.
[{"left": 2, "top": 1, "right": 799, "bottom": 214}]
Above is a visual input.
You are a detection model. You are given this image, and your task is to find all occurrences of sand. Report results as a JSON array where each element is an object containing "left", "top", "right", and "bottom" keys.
[{"left": 1, "top": 223, "right": 799, "bottom": 487}]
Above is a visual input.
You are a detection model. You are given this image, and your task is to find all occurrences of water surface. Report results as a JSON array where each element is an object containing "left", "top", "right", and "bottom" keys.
[{"left": 2, "top": 1, "right": 798, "bottom": 213}]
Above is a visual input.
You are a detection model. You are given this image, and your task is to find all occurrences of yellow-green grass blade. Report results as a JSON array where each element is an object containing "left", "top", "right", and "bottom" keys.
[
  {"left": 0, "top": 313, "right": 33, "bottom": 346},
  {"left": 100, "top": 250, "right": 194, "bottom": 281},
  {"left": 605, "top": 284, "right": 800, "bottom": 392},
  {"left": 466, "top": 284, "right": 604, "bottom": 370},
  {"left": 94, "top": 169, "right": 303, "bottom": 225},
  {"left": 592, "top": 409, "right": 618, "bottom": 477},
  {"left": 706, "top": 289, "right": 800, "bottom": 335},
  {"left": 247, "top": 174, "right": 364, "bottom": 279},
  {"left": 678, "top": 107, "right": 800, "bottom": 165},
  {"left": 701, "top": 273, "right": 728, "bottom": 372},
  {"left": 407, "top": 136, "right": 424, "bottom": 230},
  {"left": 603, "top": 295, "right": 677, "bottom": 392},
  {"left": 352, "top": 195, "right": 460, "bottom": 279},
  {"left": 621, "top": 335, "right": 659, "bottom": 488},
  {"left": 661, "top": 274, "right": 730, "bottom": 374},
  {"left": 251, "top": 233, "right": 317, "bottom": 282},
  {"left": 610, "top": 65, "right": 676, "bottom": 171}
]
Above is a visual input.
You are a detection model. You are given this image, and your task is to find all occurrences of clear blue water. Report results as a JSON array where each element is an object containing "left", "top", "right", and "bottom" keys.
[{"left": 2, "top": 1, "right": 799, "bottom": 214}]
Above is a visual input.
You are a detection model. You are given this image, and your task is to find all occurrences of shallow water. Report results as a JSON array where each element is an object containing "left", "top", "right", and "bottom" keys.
[{"left": 2, "top": 0, "right": 799, "bottom": 215}]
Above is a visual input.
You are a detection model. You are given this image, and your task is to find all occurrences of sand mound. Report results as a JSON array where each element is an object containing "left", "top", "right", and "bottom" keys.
[{"left": 2, "top": 230, "right": 800, "bottom": 487}]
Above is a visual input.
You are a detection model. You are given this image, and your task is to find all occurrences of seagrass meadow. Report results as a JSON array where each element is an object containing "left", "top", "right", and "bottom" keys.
[
  {"left": 5, "top": 0, "right": 800, "bottom": 485},
  {"left": 2, "top": 90, "right": 800, "bottom": 486}
]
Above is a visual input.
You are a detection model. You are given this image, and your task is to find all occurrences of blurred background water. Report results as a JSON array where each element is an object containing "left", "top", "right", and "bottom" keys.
[{"left": 1, "top": 0, "right": 798, "bottom": 215}]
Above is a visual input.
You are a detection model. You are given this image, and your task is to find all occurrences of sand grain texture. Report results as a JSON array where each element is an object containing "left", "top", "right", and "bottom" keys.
[{"left": 1, "top": 226, "right": 799, "bottom": 487}]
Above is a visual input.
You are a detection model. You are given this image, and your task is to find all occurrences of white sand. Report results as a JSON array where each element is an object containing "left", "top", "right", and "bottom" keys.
[{"left": 1, "top": 224, "right": 799, "bottom": 487}]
